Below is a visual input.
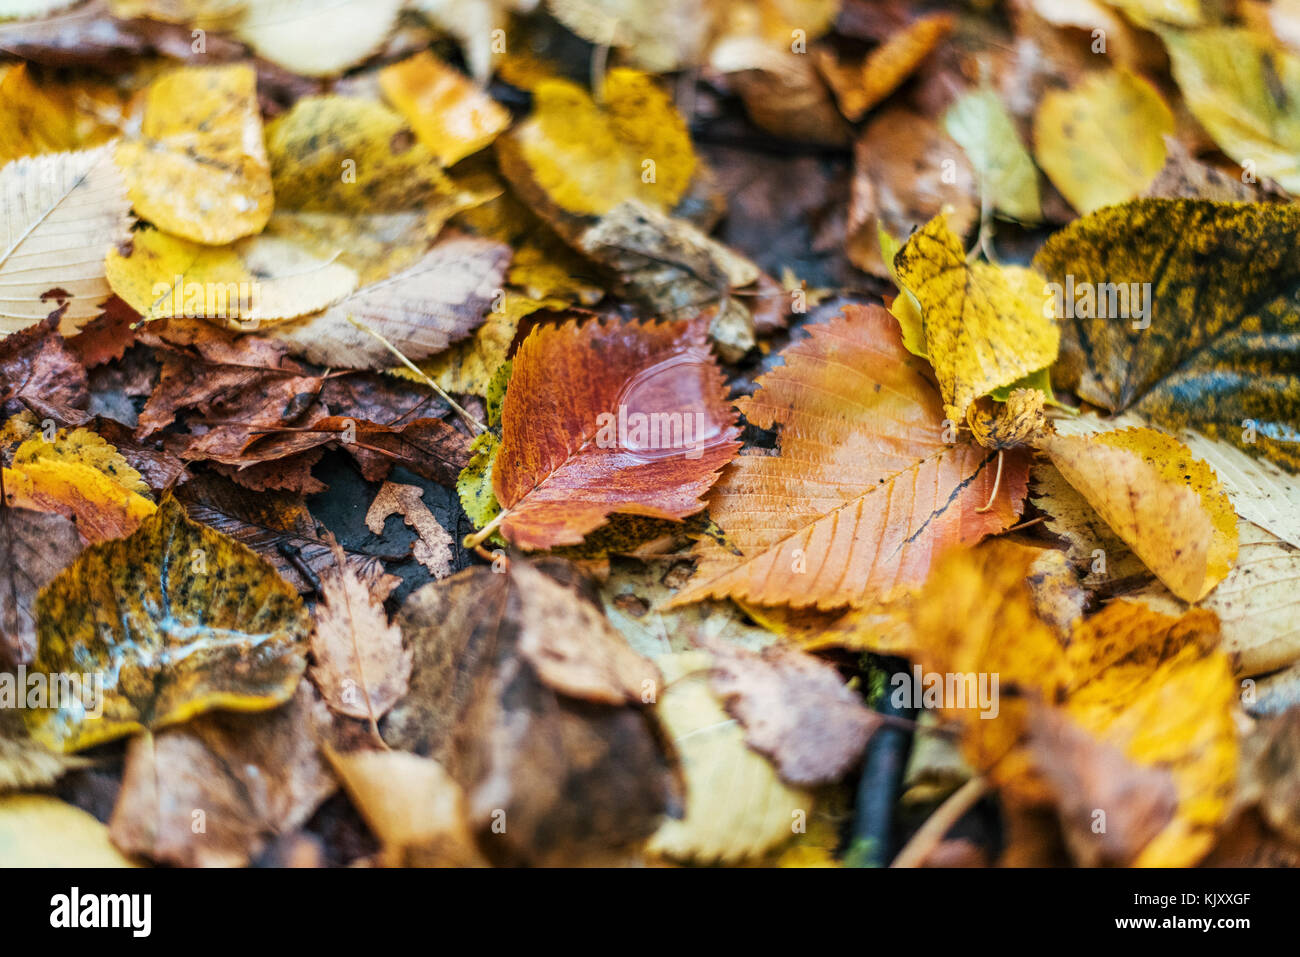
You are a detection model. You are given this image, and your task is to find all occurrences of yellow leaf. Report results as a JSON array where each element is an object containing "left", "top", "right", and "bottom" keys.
[
  {"left": 2, "top": 460, "right": 156, "bottom": 543},
  {"left": 816, "top": 14, "right": 953, "bottom": 121},
  {"left": 893, "top": 214, "right": 1060, "bottom": 422},
  {"left": 379, "top": 51, "right": 511, "bottom": 166},
  {"left": 909, "top": 545, "right": 1237, "bottom": 867},
  {"left": 265, "top": 95, "right": 460, "bottom": 215},
  {"left": 646, "top": 651, "right": 812, "bottom": 864},
  {"left": 115, "top": 64, "right": 272, "bottom": 245},
  {"left": 0, "top": 146, "right": 132, "bottom": 336},
  {"left": 1161, "top": 28, "right": 1300, "bottom": 193},
  {"left": 0, "top": 63, "right": 123, "bottom": 165},
  {"left": 26, "top": 496, "right": 310, "bottom": 752},
  {"left": 1038, "top": 426, "right": 1238, "bottom": 601},
  {"left": 105, "top": 226, "right": 358, "bottom": 326},
  {"left": 1063, "top": 602, "right": 1236, "bottom": 867},
  {"left": 497, "top": 68, "right": 696, "bottom": 219},
  {"left": 15, "top": 427, "right": 148, "bottom": 497},
  {"left": 1033, "top": 68, "right": 1174, "bottom": 213},
  {"left": 0, "top": 795, "right": 137, "bottom": 867}
]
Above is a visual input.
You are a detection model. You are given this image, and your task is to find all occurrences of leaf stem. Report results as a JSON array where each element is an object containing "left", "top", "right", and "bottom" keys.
[{"left": 463, "top": 509, "right": 506, "bottom": 550}]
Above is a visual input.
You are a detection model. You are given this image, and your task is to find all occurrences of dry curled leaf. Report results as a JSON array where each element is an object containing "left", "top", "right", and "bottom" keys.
[{"left": 365, "top": 481, "right": 454, "bottom": 578}]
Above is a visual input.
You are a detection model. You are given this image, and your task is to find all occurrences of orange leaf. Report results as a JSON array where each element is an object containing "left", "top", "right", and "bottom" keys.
[
  {"left": 489, "top": 317, "right": 740, "bottom": 550},
  {"left": 670, "top": 305, "right": 1029, "bottom": 609}
]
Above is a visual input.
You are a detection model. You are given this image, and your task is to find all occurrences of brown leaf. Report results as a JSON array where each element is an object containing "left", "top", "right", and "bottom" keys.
[
  {"left": 0, "top": 315, "right": 89, "bottom": 425},
  {"left": 486, "top": 316, "right": 739, "bottom": 550},
  {"left": 1026, "top": 705, "right": 1178, "bottom": 867},
  {"left": 108, "top": 682, "right": 336, "bottom": 867},
  {"left": 236, "top": 416, "right": 471, "bottom": 486},
  {"left": 1235, "top": 708, "right": 1300, "bottom": 847},
  {"left": 309, "top": 554, "right": 409, "bottom": 727},
  {"left": 364, "top": 482, "right": 454, "bottom": 578},
  {"left": 382, "top": 561, "right": 676, "bottom": 865},
  {"left": 847, "top": 108, "right": 977, "bottom": 277},
  {"left": 0, "top": 506, "right": 82, "bottom": 667},
  {"left": 704, "top": 638, "right": 881, "bottom": 786},
  {"left": 671, "top": 306, "right": 1029, "bottom": 610},
  {"left": 137, "top": 324, "right": 322, "bottom": 438},
  {"left": 174, "top": 472, "right": 373, "bottom": 594}
]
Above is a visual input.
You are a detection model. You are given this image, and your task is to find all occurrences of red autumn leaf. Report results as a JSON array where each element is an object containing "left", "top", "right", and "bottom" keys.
[{"left": 486, "top": 316, "right": 740, "bottom": 549}]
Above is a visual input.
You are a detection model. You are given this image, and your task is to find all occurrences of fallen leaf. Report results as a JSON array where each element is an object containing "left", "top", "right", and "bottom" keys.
[
  {"left": 1033, "top": 67, "right": 1174, "bottom": 213},
  {"left": 893, "top": 214, "right": 1060, "bottom": 422},
  {"left": 817, "top": 13, "right": 953, "bottom": 120},
  {"left": 105, "top": 226, "right": 359, "bottom": 326},
  {"left": 1038, "top": 426, "right": 1238, "bottom": 601},
  {"left": 1033, "top": 198, "right": 1300, "bottom": 472},
  {"left": 647, "top": 650, "right": 812, "bottom": 864},
  {"left": 705, "top": 638, "right": 881, "bottom": 785},
  {"left": 2, "top": 456, "right": 156, "bottom": 543},
  {"left": 326, "top": 747, "right": 485, "bottom": 866},
  {"left": 846, "top": 108, "right": 977, "bottom": 278},
  {"left": 909, "top": 543, "right": 1238, "bottom": 866},
  {"left": 379, "top": 50, "right": 511, "bottom": 166},
  {"left": 0, "top": 315, "right": 88, "bottom": 423},
  {"left": 365, "top": 481, "right": 454, "bottom": 578},
  {"left": 944, "top": 87, "right": 1042, "bottom": 222},
  {"left": 14, "top": 425, "right": 148, "bottom": 496},
  {"left": 309, "top": 552, "right": 409, "bottom": 727},
  {"left": 497, "top": 68, "right": 696, "bottom": 220},
  {"left": 0, "top": 505, "right": 81, "bottom": 666},
  {"left": 26, "top": 495, "right": 310, "bottom": 751},
  {"left": 670, "top": 306, "right": 1029, "bottom": 610},
  {"left": 1162, "top": 27, "right": 1300, "bottom": 193},
  {"left": 174, "top": 471, "right": 370, "bottom": 593},
  {"left": 265, "top": 233, "right": 511, "bottom": 369},
  {"left": 384, "top": 562, "right": 675, "bottom": 865},
  {"left": 0, "top": 62, "right": 122, "bottom": 165},
  {"left": 115, "top": 64, "right": 272, "bottom": 245},
  {"left": 0, "top": 794, "right": 136, "bottom": 867},
  {"left": 108, "top": 682, "right": 335, "bottom": 866},
  {"left": 1026, "top": 705, "right": 1178, "bottom": 867},
  {"left": 578, "top": 199, "right": 762, "bottom": 361},
  {"left": 0, "top": 710, "right": 87, "bottom": 793},
  {"left": 234, "top": 0, "right": 403, "bottom": 78},
  {"left": 0, "top": 146, "right": 131, "bottom": 336},
  {"left": 709, "top": 37, "right": 851, "bottom": 146},
  {"left": 479, "top": 315, "right": 739, "bottom": 549}
]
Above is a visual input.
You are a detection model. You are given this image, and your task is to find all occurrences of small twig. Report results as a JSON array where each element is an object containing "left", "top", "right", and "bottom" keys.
[
  {"left": 891, "top": 776, "right": 990, "bottom": 868},
  {"left": 343, "top": 315, "right": 485, "bottom": 435}
]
